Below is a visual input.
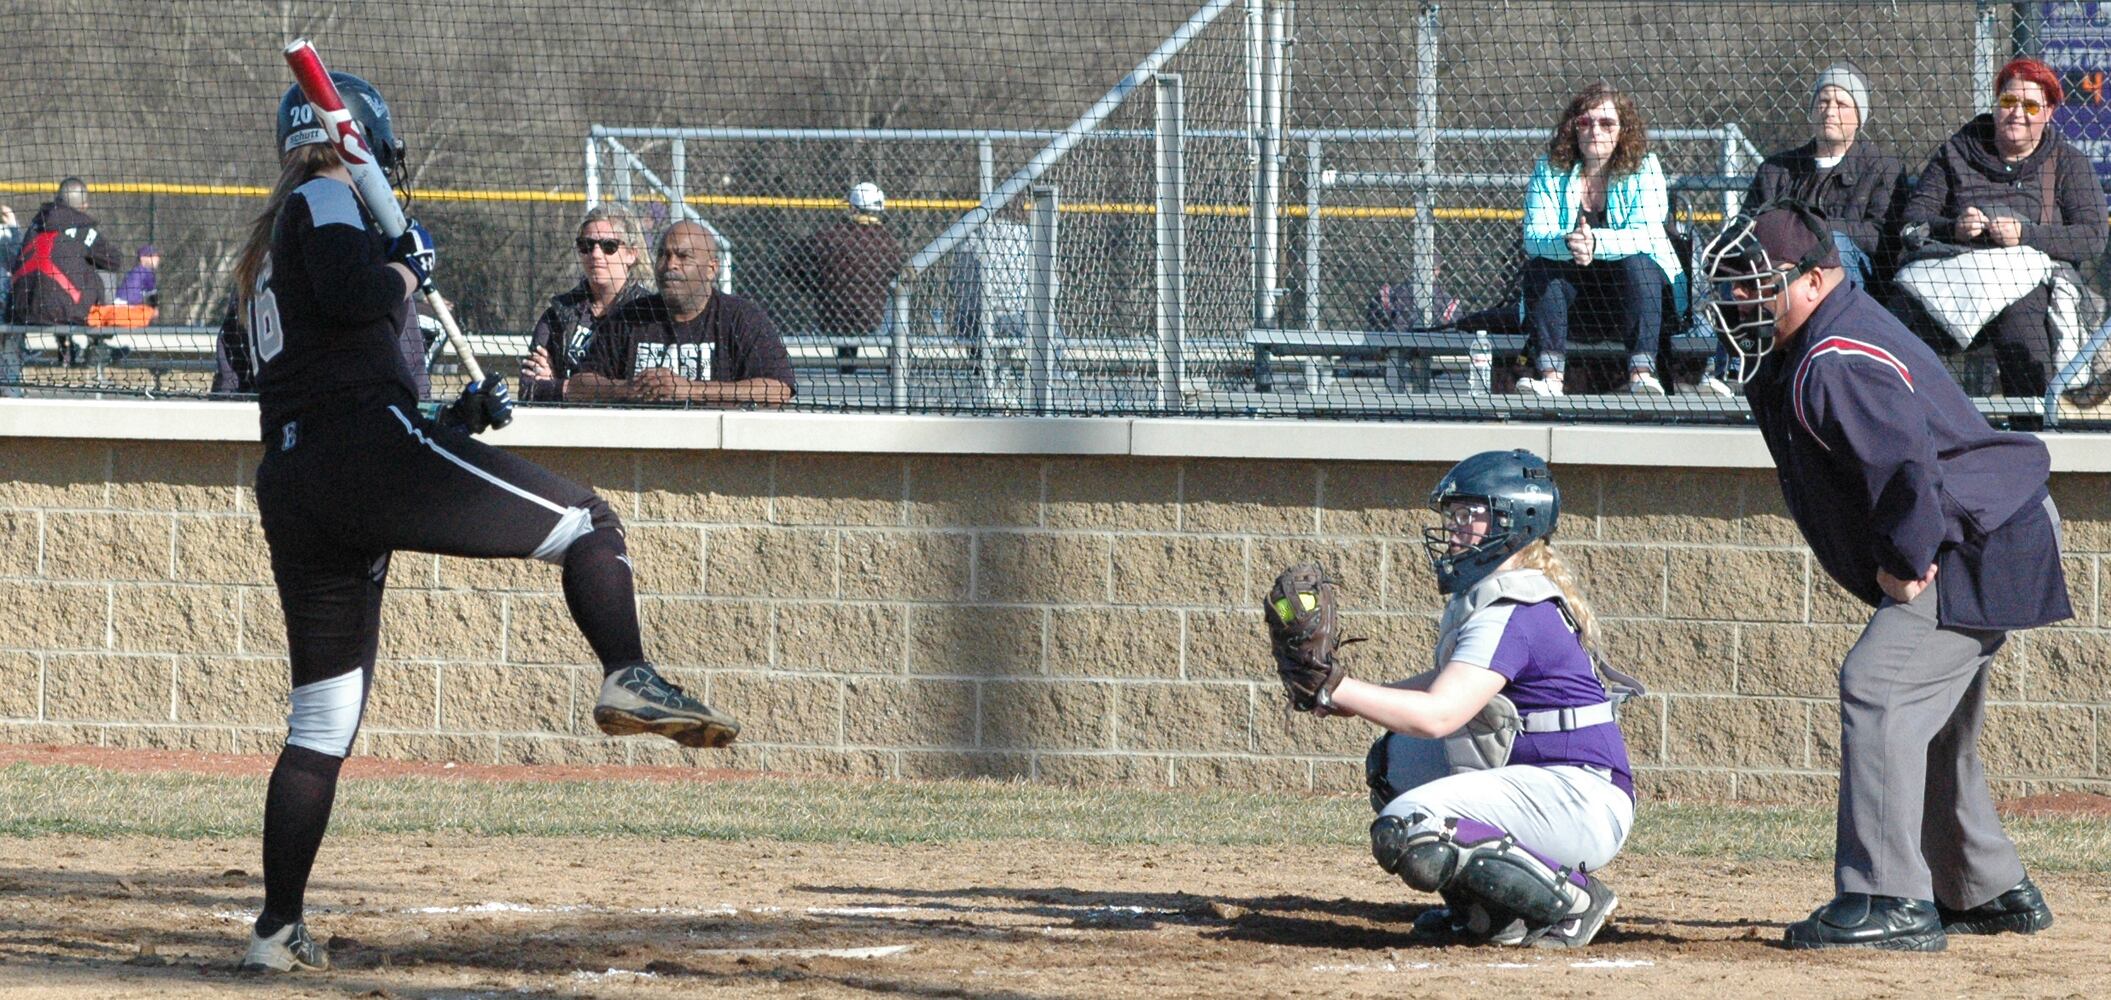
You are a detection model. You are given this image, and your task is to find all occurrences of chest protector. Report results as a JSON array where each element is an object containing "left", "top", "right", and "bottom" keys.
[{"left": 1435, "top": 569, "right": 1647, "bottom": 774}]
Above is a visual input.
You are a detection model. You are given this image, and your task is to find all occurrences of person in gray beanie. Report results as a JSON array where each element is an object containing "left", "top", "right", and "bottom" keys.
[
  {"left": 1741, "top": 61, "right": 1903, "bottom": 287},
  {"left": 1708, "top": 61, "right": 1907, "bottom": 394}
]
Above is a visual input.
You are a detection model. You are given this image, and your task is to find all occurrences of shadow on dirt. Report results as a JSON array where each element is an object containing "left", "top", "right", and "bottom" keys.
[{"left": 0, "top": 864, "right": 1073, "bottom": 1000}]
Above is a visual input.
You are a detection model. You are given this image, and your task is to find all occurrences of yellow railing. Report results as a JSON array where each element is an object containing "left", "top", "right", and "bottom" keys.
[{"left": 0, "top": 180, "right": 1740, "bottom": 223}]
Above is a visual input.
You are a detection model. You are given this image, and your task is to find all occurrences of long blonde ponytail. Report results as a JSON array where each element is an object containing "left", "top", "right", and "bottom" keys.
[{"left": 1510, "top": 539, "right": 1598, "bottom": 651}]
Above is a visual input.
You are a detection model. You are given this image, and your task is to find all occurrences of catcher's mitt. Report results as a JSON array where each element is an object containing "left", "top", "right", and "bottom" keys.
[{"left": 1264, "top": 561, "right": 1365, "bottom": 713}]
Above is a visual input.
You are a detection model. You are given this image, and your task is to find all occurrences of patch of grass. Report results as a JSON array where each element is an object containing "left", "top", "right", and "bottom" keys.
[{"left": 3, "top": 763, "right": 2105, "bottom": 871}]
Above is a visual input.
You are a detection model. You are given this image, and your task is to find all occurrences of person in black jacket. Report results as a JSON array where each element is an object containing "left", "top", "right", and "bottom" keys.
[
  {"left": 1742, "top": 62, "right": 1904, "bottom": 287},
  {"left": 518, "top": 203, "right": 653, "bottom": 401},
  {"left": 1703, "top": 204, "right": 2067, "bottom": 953},
  {"left": 8, "top": 178, "right": 125, "bottom": 367},
  {"left": 1900, "top": 58, "right": 2110, "bottom": 398}
]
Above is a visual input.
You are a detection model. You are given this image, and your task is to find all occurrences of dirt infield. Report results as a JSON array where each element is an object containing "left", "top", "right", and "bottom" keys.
[
  {"left": 0, "top": 837, "right": 2107, "bottom": 998},
  {"left": 3, "top": 744, "right": 2110, "bottom": 998}
]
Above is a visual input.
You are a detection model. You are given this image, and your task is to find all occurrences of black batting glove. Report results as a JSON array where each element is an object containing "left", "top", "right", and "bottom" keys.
[
  {"left": 437, "top": 378, "right": 514, "bottom": 435},
  {"left": 387, "top": 219, "right": 437, "bottom": 291}
]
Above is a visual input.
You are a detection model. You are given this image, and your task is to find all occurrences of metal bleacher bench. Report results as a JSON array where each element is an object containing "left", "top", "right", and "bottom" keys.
[
  {"left": 1245, "top": 327, "right": 1717, "bottom": 392},
  {"left": 1, "top": 323, "right": 221, "bottom": 391}
]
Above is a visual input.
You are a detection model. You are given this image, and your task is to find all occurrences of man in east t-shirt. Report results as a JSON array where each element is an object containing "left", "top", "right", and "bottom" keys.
[{"left": 569, "top": 220, "right": 796, "bottom": 406}]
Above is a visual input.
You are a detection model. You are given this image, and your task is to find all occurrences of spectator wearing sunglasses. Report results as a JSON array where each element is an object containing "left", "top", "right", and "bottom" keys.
[
  {"left": 1517, "top": 82, "right": 1687, "bottom": 396},
  {"left": 1899, "top": 57, "right": 2108, "bottom": 399},
  {"left": 568, "top": 221, "right": 795, "bottom": 407},
  {"left": 519, "top": 203, "right": 654, "bottom": 401}
]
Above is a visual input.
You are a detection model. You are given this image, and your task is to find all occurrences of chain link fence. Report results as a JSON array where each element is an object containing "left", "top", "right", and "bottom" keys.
[{"left": 1, "top": 1, "right": 2106, "bottom": 424}]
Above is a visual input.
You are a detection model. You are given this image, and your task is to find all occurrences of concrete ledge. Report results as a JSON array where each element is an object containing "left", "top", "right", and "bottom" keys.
[
  {"left": 1130, "top": 419, "right": 1554, "bottom": 462},
  {"left": 10, "top": 399, "right": 2111, "bottom": 470},
  {"left": 0, "top": 399, "right": 261, "bottom": 441},
  {"left": 722, "top": 412, "right": 1132, "bottom": 454}
]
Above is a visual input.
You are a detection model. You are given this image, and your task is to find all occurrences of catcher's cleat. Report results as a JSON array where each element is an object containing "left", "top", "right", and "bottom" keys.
[
  {"left": 1938, "top": 876, "right": 2053, "bottom": 936},
  {"left": 238, "top": 920, "right": 329, "bottom": 973},
  {"left": 593, "top": 662, "right": 741, "bottom": 748},
  {"left": 1783, "top": 893, "right": 1946, "bottom": 952},
  {"left": 1410, "top": 888, "right": 1529, "bottom": 946},
  {"left": 1527, "top": 873, "right": 1618, "bottom": 949}
]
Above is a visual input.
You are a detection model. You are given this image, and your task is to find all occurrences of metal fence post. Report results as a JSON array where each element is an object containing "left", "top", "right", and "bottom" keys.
[
  {"left": 891, "top": 283, "right": 912, "bottom": 412},
  {"left": 1411, "top": 2, "right": 1440, "bottom": 328},
  {"left": 1973, "top": 1, "right": 2001, "bottom": 101},
  {"left": 1247, "top": 0, "right": 1265, "bottom": 327},
  {"left": 1305, "top": 137, "right": 1321, "bottom": 333},
  {"left": 1155, "top": 73, "right": 1187, "bottom": 412},
  {"left": 1255, "top": 0, "right": 1289, "bottom": 328},
  {"left": 671, "top": 138, "right": 685, "bottom": 221},
  {"left": 584, "top": 136, "right": 599, "bottom": 209},
  {"left": 1029, "top": 185, "right": 1060, "bottom": 415}
]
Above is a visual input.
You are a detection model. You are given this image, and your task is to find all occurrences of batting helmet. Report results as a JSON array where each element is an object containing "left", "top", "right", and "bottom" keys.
[{"left": 276, "top": 73, "right": 406, "bottom": 184}]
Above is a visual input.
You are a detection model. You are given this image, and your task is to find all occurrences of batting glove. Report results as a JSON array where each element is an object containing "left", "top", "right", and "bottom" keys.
[
  {"left": 388, "top": 219, "right": 437, "bottom": 291},
  {"left": 438, "top": 378, "right": 514, "bottom": 435}
]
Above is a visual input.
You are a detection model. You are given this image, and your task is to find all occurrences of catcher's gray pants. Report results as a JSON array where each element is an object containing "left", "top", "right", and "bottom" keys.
[
  {"left": 1835, "top": 577, "right": 2026, "bottom": 905},
  {"left": 1376, "top": 736, "right": 1632, "bottom": 872}
]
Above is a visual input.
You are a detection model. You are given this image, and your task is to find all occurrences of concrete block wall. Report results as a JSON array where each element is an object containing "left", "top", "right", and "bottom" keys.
[{"left": 2, "top": 412, "right": 2108, "bottom": 803}]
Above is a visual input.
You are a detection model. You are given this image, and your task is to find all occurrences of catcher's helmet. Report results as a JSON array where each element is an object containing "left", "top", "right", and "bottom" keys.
[
  {"left": 276, "top": 73, "right": 406, "bottom": 185},
  {"left": 1699, "top": 199, "right": 1836, "bottom": 382},
  {"left": 1423, "top": 449, "right": 1560, "bottom": 595}
]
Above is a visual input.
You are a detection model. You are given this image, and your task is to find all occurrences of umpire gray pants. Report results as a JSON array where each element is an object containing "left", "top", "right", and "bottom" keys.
[{"left": 1835, "top": 577, "right": 2024, "bottom": 906}]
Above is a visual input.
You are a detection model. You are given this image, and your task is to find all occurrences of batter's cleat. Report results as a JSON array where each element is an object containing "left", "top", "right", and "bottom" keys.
[
  {"left": 1783, "top": 893, "right": 1946, "bottom": 952},
  {"left": 1938, "top": 876, "right": 2053, "bottom": 936},
  {"left": 593, "top": 662, "right": 740, "bottom": 748},
  {"left": 238, "top": 920, "right": 329, "bottom": 973},
  {"left": 1528, "top": 874, "right": 1618, "bottom": 949}
]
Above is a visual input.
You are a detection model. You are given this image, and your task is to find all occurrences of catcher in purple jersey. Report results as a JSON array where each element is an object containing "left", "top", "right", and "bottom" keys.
[{"left": 1269, "top": 449, "right": 1639, "bottom": 948}]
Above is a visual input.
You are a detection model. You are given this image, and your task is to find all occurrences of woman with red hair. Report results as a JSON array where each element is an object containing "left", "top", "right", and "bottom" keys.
[{"left": 1900, "top": 58, "right": 2108, "bottom": 399}]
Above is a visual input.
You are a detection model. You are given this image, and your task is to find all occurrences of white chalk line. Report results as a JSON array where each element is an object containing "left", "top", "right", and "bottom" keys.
[
  {"left": 697, "top": 944, "right": 915, "bottom": 960},
  {"left": 211, "top": 900, "right": 1174, "bottom": 923},
  {"left": 1311, "top": 956, "right": 1657, "bottom": 973}
]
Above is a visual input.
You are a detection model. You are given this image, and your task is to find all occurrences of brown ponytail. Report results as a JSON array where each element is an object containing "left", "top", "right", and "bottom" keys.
[{"left": 232, "top": 144, "right": 341, "bottom": 307}]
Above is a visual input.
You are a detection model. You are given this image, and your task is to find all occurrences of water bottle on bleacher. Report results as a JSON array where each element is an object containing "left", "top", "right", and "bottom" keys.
[{"left": 1468, "top": 330, "right": 1493, "bottom": 394}]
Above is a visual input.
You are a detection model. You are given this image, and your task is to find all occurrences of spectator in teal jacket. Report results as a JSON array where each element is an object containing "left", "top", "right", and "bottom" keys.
[{"left": 1518, "top": 82, "right": 1688, "bottom": 396}]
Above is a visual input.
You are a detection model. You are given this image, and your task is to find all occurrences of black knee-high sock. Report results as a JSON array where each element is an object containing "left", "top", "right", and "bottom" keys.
[
  {"left": 257, "top": 744, "right": 345, "bottom": 935},
  {"left": 562, "top": 525, "right": 645, "bottom": 672}
]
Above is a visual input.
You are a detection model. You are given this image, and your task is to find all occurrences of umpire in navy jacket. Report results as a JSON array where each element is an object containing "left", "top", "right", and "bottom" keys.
[{"left": 1702, "top": 203, "right": 2068, "bottom": 952}]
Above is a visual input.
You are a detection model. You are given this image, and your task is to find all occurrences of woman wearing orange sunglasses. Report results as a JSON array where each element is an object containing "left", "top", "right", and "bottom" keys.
[{"left": 1900, "top": 57, "right": 2108, "bottom": 400}]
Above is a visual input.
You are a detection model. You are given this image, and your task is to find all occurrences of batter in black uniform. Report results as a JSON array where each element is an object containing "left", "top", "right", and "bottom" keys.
[{"left": 231, "top": 74, "right": 740, "bottom": 975}]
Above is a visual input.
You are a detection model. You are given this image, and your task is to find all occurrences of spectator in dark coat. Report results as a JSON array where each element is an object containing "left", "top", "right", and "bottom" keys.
[
  {"left": 782, "top": 182, "right": 904, "bottom": 371},
  {"left": 7, "top": 177, "right": 122, "bottom": 326},
  {"left": 1900, "top": 58, "right": 2110, "bottom": 398},
  {"left": 519, "top": 203, "right": 653, "bottom": 401},
  {"left": 1742, "top": 61, "right": 1905, "bottom": 286}
]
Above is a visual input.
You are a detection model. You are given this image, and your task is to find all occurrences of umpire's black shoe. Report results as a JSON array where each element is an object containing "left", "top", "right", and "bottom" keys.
[
  {"left": 1783, "top": 893, "right": 1945, "bottom": 951},
  {"left": 1939, "top": 876, "right": 2054, "bottom": 936},
  {"left": 593, "top": 662, "right": 741, "bottom": 748}
]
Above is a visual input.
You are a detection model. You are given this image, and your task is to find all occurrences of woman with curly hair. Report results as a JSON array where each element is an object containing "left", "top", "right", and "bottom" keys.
[{"left": 1517, "top": 82, "right": 1687, "bottom": 395}]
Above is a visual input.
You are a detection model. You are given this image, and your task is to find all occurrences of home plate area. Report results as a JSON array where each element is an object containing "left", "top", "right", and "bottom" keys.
[{"left": 1, "top": 837, "right": 2107, "bottom": 999}]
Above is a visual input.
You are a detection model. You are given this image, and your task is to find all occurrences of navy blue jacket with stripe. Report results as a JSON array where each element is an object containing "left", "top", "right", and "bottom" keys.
[{"left": 1745, "top": 283, "right": 2071, "bottom": 631}]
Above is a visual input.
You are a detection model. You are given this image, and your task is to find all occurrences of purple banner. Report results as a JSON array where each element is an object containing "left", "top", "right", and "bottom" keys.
[{"left": 2036, "top": 2, "right": 2111, "bottom": 183}]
